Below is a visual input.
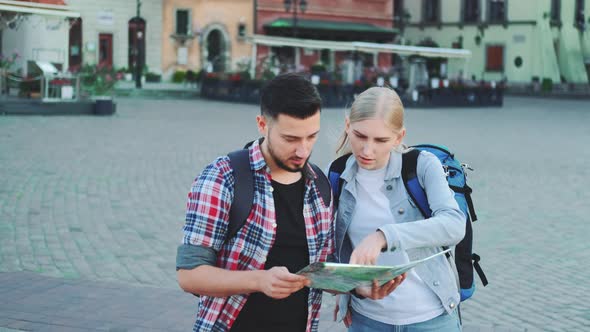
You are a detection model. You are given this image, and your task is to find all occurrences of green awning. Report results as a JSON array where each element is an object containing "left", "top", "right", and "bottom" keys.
[
  {"left": 264, "top": 18, "right": 397, "bottom": 42},
  {"left": 266, "top": 18, "right": 397, "bottom": 34}
]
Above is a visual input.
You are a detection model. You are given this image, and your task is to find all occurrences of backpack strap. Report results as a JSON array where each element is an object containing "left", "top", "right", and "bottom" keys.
[
  {"left": 449, "top": 184, "right": 478, "bottom": 222},
  {"left": 227, "top": 148, "right": 254, "bottom": 243},
  {"left": 401, "top": 149, "right": 432, "bottom": 218},
  {"left": 227, "top": 148, "right": 332, "bottom": 243},
  {"left": 472, "top": 253, "right": 489, "bottom": 286},
  {"left": 310, "top": 163, "right": 331, "bottom": 207},
  {"left": 402, "top": 148, "right": 452, "bottom": 259},
  {"left": 328, "top": 153, "right": 351, "bottom": 210}
]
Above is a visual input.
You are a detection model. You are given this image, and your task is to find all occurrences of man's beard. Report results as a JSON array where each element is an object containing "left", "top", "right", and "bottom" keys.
[{"left": 268, "top": 140, "right": 310, "bottom": 173}]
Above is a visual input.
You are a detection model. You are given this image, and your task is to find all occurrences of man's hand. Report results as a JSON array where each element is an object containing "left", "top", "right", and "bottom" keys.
[
  {"left": 257, "top": 266, "right": 310, "bottom": 299},
  {"left": 349, "top": 231, "right": 387, "bottom": 265},
  {"left": 354, "top": 273, "right": 406, "bottom": 300}
]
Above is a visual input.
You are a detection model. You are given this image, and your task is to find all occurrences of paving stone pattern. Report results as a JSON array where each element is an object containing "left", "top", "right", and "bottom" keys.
[{"left": 1, "top": 97, "right": 589, "bottom": 331}]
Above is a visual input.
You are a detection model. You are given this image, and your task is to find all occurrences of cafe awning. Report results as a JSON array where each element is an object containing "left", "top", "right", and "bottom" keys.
[
  {"left": 264, "top": 18, "right": 397, "bottom": 42},
  {"left": 248, "top": 34, "right": 471, "bottom": 59},
  {"left": 0, "top": 0, "right": 80, "bottom": 18}
]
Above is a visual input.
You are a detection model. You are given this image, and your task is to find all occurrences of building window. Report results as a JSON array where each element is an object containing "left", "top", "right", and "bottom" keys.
[
  {"left": 574, "top": 0, "right": 585, "bottom": 29},
  {"left": 238, "top": 23, "right": 246, "bottom": 38},
  {"left": 550, "top": 0, "right": 560, "bottom": 22},
  {"left": 422, "top": 0, "right": 440, "bottom": 23},
  {"left": 463, "top": 0, "right": 480, "bottom": 23},
  {"left": 175, "top": 9, "right": 190, "bottom": 35},
  {"left": 488, "top": 0, "right": 506, "bottom": 23},
  {"left": 485, "top": 45, "right": 504, "bottom": 72}
]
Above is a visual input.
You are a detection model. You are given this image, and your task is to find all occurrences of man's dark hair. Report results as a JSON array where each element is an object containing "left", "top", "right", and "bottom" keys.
[{"left": 260, "top": 73, "right": 322, "bottom": 120}]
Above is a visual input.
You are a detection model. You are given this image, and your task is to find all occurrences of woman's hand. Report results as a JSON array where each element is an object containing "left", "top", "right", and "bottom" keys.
[
  {"left": 354, "top": 273, "right": 406, "bottom": 300},
  {"left": 349, "top": 231, "right": 387, "bottom": 265},
  {"left": 349, "top": 231, "right": 406, "bottom": 300}
]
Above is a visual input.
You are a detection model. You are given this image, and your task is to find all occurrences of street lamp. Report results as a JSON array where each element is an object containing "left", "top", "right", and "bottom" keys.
[
  {"left": 135, "top": 0, "right": 143, "bottom": 89},
  {"left": 283, "top": 0, "right": 307, "bottom": 38}
]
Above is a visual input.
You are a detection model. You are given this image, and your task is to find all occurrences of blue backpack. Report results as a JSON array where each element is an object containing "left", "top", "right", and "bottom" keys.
[{"left": 328, "top": 144, "right": 488, "bottom": 301}]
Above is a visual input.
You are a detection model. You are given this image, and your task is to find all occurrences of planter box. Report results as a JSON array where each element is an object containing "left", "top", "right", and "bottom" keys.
[{"left": 93, "top": 98, "right": 117, "bottom": 115}]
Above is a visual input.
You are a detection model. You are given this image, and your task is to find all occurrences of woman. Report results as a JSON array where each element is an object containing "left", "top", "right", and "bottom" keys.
[{"left": 331, "top": 87, "right": 465, "bottom": 331}]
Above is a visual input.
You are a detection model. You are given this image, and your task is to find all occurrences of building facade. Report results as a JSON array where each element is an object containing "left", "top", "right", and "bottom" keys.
[
  {"left": 399, "top": 0, "right": 590, "bottom": 84},
  {"left": 161, "top": 0, "right": 254, "bottom": 78},
  {"left": 66, "top": 0, "right": 163, "bottom": 74},
  {"left": 255, "top": 0, "right": 397, "bottom": 76},
  {"left": 1, "top": 0, "right": 78, "bottom": 74}
]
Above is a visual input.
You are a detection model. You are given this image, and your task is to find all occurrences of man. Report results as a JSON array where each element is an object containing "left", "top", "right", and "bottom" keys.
[{"left": 176, "top": 73, "right": 333, "bottom": 332}]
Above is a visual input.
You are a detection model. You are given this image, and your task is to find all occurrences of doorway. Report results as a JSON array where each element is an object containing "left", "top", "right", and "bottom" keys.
[
  {"left": 98, "top": 33, "right": 113, "bottom": 68},
  {"left": 207, "top": 29, "right": 225, "bottom": 72},
  {"left": 128, "top": 17, "right": 146, "bottom": 74},
  {"left": 69, "top": 18, "right": 83, "bottom": 71}
]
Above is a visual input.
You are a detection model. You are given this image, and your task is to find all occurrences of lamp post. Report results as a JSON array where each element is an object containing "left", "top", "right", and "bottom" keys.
[
  {"left": 135, "top": 0, "right": 143, "bottom": 89},
  {"left": 283, "top": 0, "right": 307, "bottom": 38}
]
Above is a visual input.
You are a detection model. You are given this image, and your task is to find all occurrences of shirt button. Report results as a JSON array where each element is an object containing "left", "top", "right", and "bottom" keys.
[
  {"left": 433, "top": 281, "right": 440, "bottom": 286},
  {"left": 272, "top": 223, "right": 277, "bottom": 228},
  {"left": 398, "top": 208, "right": 404, "bottom": 214},
  {"left": 386, "top": 185, "right": 393, "bottom": 190},
  {"left": 450, "top": 302, "right": 456, "bottom": 309},
  {"left": 269, "top": 186, "right": 274, "bottom": 192}
]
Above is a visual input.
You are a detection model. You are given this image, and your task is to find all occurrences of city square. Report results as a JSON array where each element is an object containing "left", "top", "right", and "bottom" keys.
[{"left": 1, "top": 96, "right": 589, "bottom": 331}]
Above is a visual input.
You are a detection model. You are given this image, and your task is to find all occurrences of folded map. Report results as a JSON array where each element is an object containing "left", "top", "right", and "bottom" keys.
[{"left": 296, "top": 249, "right": 451, "bottom": 292}]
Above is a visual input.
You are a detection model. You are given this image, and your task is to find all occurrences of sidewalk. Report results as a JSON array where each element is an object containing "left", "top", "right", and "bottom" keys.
[
  {"left": 505, "top": 82, "right": 590, "bottom": 99},
  {"left": 0, "top": 272, "right": 525, "bottom": 332},
  {"left": 114, "top": 81, "right": 200, "bottom": 99}
]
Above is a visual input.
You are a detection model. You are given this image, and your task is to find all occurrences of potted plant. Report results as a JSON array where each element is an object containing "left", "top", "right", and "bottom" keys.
[
  {"left": 145, "top": 72, "right": 162, "bottom": 83},
  {"left": 0, "top": 51, "right": 20, "bottom": 95},
  {"left": 79, "top": 64, "right": 122, "bottom": 115}
]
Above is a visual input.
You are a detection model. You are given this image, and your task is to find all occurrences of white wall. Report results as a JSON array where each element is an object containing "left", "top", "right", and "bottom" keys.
[
  {"left": 1, "top": 15, "right": 69, "bottom": 74},
  {"left": 67, "top": 0, "right": 163, "bottom": 73}
]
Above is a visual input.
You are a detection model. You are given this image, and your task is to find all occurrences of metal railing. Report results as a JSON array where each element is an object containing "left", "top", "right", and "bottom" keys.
[{"left": 0, "top": 70, "right": 81, "bottom": 102}]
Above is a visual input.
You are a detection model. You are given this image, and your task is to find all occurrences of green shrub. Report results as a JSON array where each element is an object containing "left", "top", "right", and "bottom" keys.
[
  {"left": 172, "top": 70, "right": 186, "bottom": 83},
  {"left": 145, "top": 72, "right": 161, "bottom": 82},
  {"left": 541, "top": 78, "right": 553, "bottom": 92},
  {"left": 310, "top": 63, "right": 327, "bottom": 74}
]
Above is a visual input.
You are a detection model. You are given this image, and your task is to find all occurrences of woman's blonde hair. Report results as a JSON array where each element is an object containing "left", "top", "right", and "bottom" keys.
[{"left": 336, "top": 87, "right": 405, "bottom": 156}]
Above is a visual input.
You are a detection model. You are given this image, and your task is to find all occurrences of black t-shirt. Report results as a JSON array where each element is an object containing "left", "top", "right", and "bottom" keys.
[{"left": 231, "top": 176, "right": 310, "bottom": 332}]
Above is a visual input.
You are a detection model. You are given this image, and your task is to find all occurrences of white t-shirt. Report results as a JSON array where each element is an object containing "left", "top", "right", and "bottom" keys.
[{"left": 348, "top": 166, "right": 445, "bottom": 325}]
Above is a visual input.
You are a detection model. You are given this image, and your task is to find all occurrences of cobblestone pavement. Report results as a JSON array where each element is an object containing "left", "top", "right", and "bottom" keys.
[{"left": 1, "top": 97, "right": 589, "bottom": 331}]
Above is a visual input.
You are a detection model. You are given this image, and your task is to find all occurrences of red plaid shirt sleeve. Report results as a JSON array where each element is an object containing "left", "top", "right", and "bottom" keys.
[{"left": 183, "top": 156, "right": 233, "bottom": 251}]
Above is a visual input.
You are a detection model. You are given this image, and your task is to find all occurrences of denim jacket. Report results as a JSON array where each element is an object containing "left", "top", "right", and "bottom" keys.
[{"left": 332, "top": 150, "right": 465, "bottom": 321}]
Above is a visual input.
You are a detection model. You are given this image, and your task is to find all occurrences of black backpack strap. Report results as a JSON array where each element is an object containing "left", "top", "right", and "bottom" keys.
[
  {"left": 472, "top": 253, "right": 488, "bottom": 286},
  {"left": 227, "top": 149, "right": 254, "bottom": 242},
  {"left": 464, "top": 186, "right": 477, "bottom": 222},
  {"left": 328, "top": 153, "right": 351, "bottom": 210},
  {"left": 310, "top": 163, "right": 331, "bottom": 207},
  {"left": 450, "top": 184, "right": 477, "bottom": 222}
]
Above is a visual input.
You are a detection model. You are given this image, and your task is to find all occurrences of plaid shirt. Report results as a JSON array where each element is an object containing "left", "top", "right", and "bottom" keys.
[{"left": 183, "top": 139, "right": 334, "bottom": 332}]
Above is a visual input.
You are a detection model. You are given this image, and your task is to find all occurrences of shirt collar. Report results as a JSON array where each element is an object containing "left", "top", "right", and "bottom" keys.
[{"left": 340, "top": 151, "right": 402, "bottom": 182}]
